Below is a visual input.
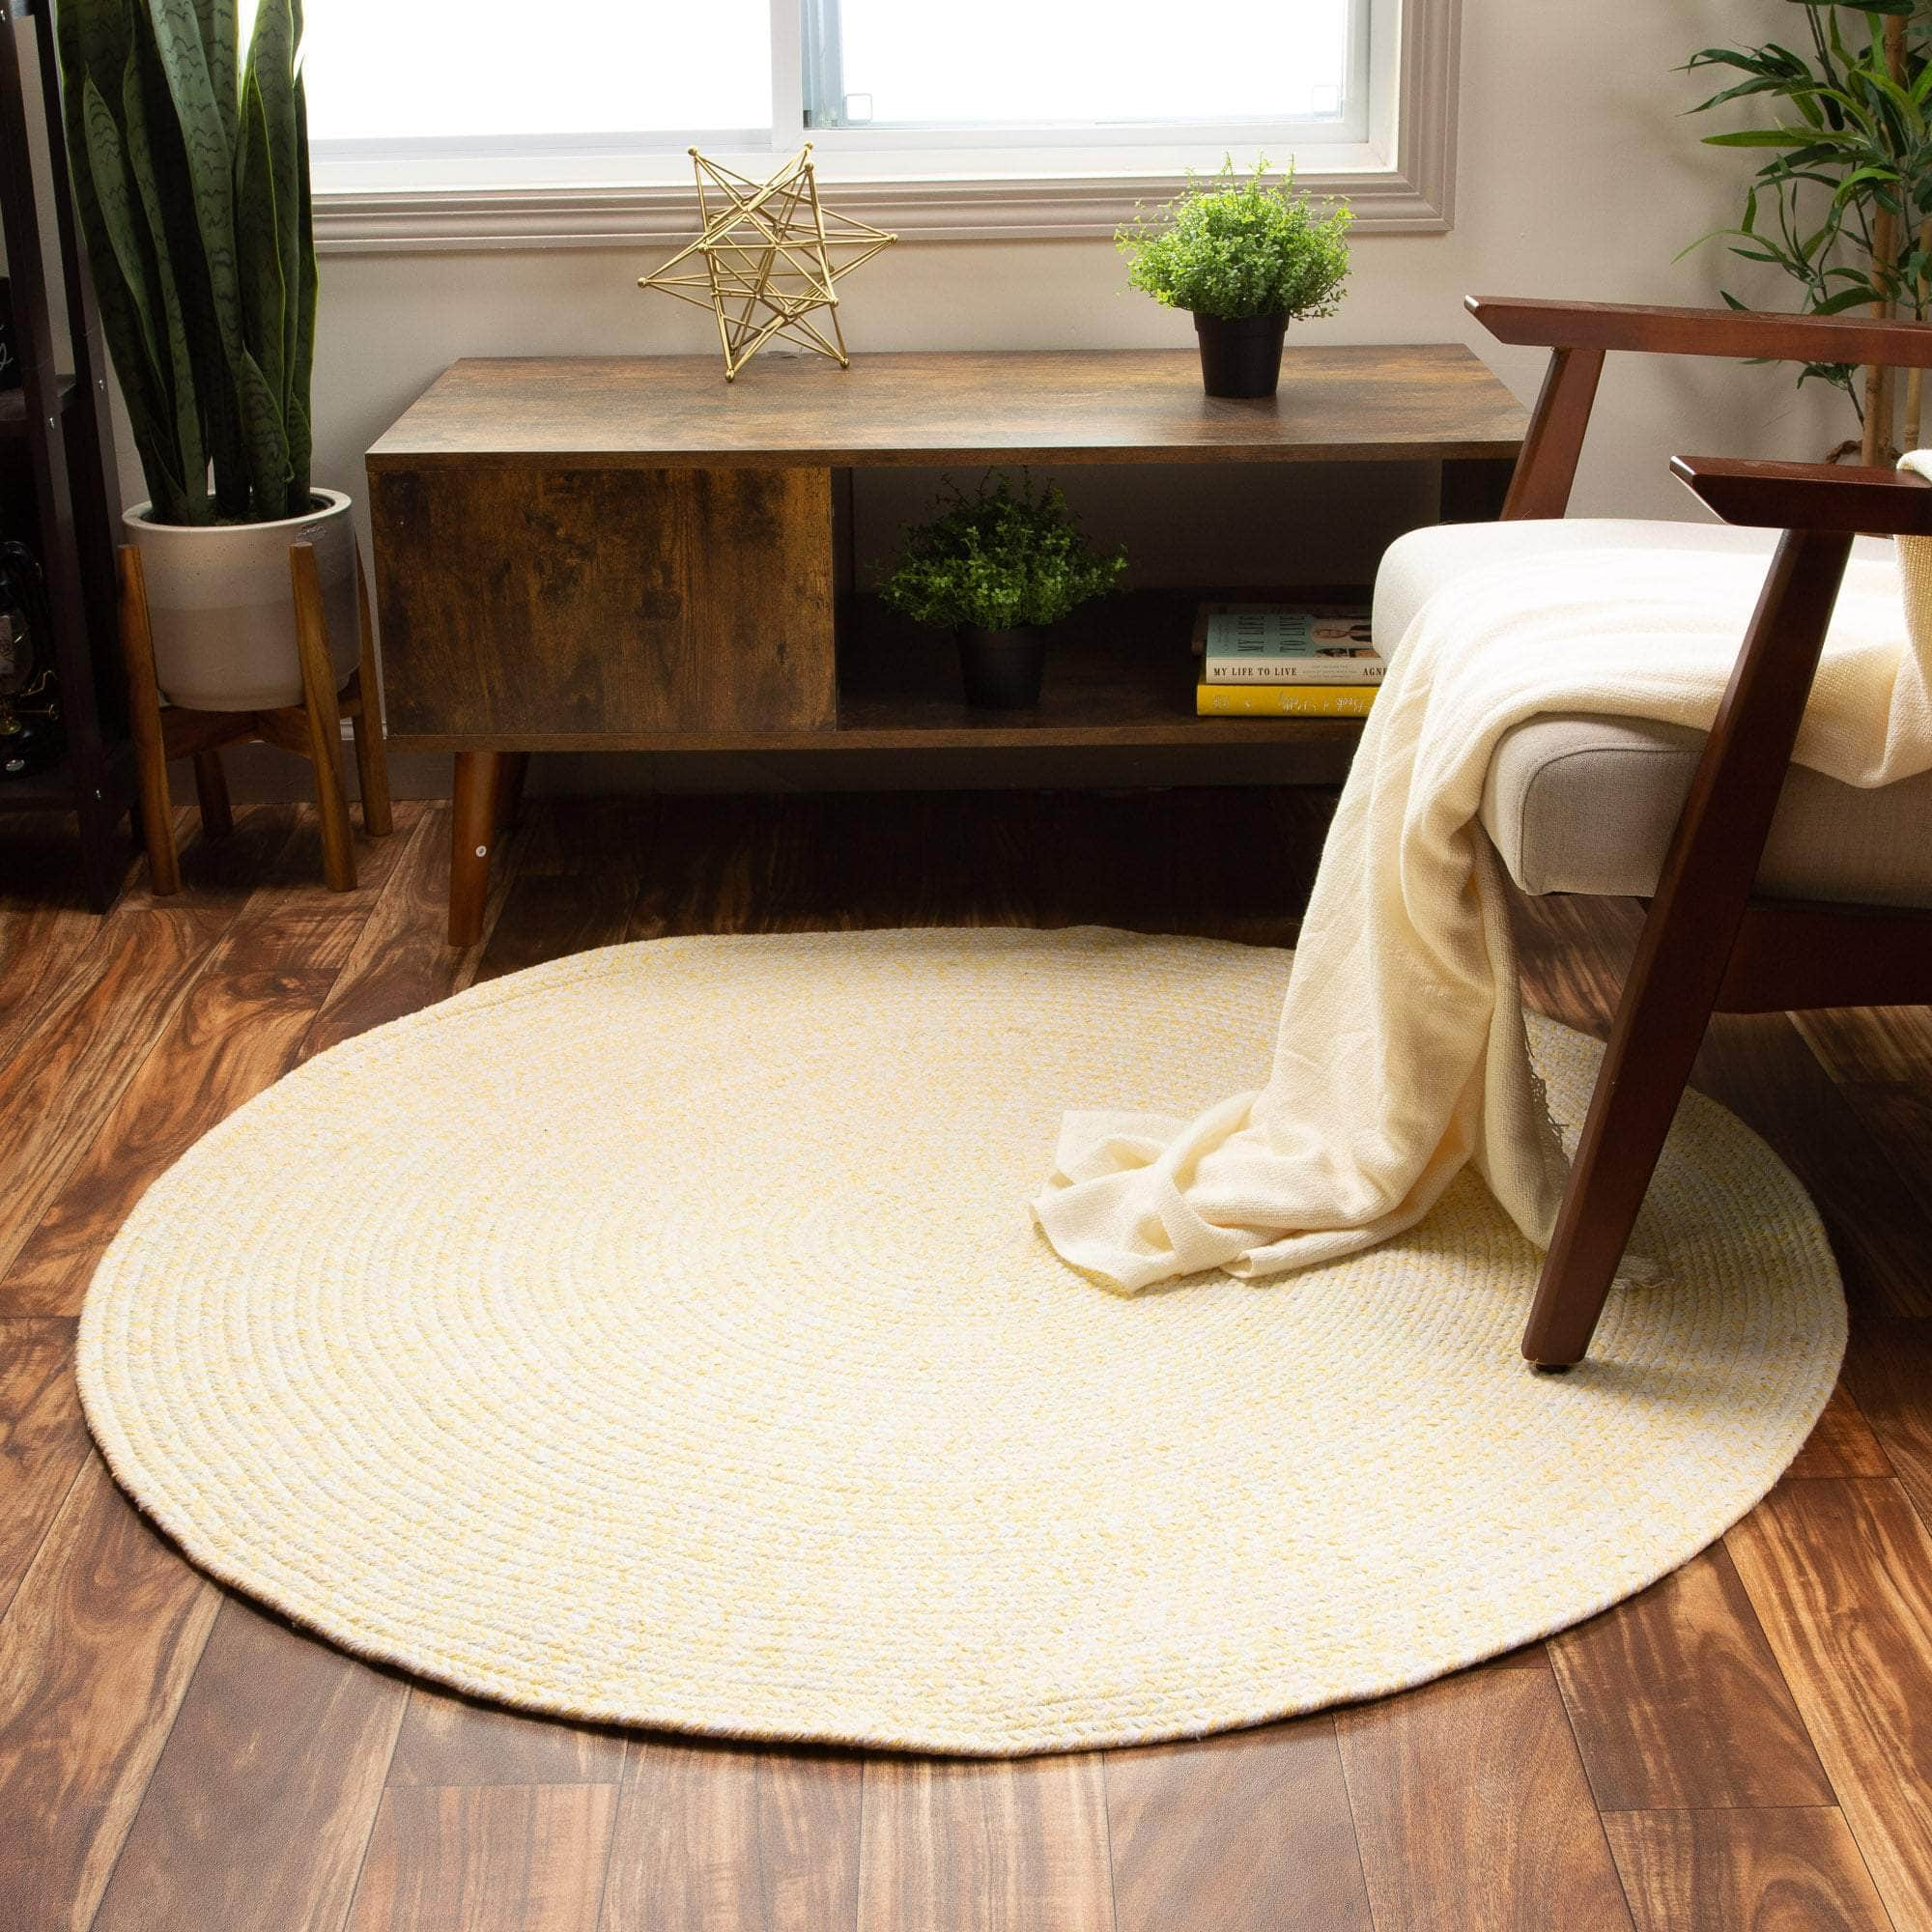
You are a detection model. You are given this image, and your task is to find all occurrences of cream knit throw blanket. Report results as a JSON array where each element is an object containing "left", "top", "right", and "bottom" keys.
[{"left": 1035, "top": 491, "right": 1932, "bottom": 1293}]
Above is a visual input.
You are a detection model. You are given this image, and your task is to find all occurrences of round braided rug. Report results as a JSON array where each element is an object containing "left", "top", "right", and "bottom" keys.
[{"left": 79, "top": 926, "right": 1842, "bottom": 1756}]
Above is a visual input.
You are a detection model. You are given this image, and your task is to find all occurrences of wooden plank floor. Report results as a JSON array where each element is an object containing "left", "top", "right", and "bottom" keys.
[{"left": 2, "top": 788, "right": 1928, "bottom": 1932}]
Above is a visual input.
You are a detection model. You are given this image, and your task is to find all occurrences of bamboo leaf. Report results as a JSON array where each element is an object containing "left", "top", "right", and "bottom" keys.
[
  {"left": 1811, "top": 282, "right": 1888, "bottom": 310},
  {"left": 1703, "top": 126, "right": 1837, "bottom": 145},
  {"left": 1694, "top": 75, "right": 1819, "bottom": 112},
  {"left": 1834, "top": 163, "right": 1902, "bottom": 198},
  {"left": 1864, "top": 66, "right": 1924, "bottom": 118}
]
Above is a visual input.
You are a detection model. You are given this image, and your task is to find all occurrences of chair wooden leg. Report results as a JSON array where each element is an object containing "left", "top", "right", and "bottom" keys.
[
  {"left": 449, "top": 750, "right": 502, "bottom": 947},
  {"left": 290, "top": 542, "right": 355, "bottom": 893},
  {"left": 1522, "top": 526, "right": 1857, "bottom": 1366},
  {"left": 117, "top": 547, "right": 180, "bottom": 895},
  {"left": 191, "top": 748, "right": 232, "bottom": 838},
  {"left": 1520, "top": 902, "right": 1722, "bottom": 1367},
  {"left": 351, "top": 546, "right": 394, "bottom": 838}
]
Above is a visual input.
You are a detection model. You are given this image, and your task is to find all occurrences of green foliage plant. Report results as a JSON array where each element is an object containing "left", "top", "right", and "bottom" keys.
[
  {"left": 879, "top": 473, "right": 1127, "bottom": 634},
  {"left": 1115, "top": 156, "right": 1352, "bottom": 323},
  {"left": 56, "top": 0, "right": 319, "bottom": 526},
  {"left": 1685, "top": 0, "right": 1932, "bottom": 414}
]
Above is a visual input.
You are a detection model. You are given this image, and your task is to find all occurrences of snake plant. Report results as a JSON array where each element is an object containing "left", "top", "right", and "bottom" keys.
[{"left": 56, "top": 0, "right": 317, "bottom": 526}]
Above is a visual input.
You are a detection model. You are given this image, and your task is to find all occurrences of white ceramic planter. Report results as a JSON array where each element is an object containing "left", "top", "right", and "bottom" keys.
[{"left": 124, "top": 488, "right": 360, "bottom": 712}]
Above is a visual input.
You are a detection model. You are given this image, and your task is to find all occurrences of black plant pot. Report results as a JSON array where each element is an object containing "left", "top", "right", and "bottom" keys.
[
  {"left": 1193, "top": 311, "right": 1288, "bottom": 399},
  {"left": 957, "top": 625, "right": 1048, "bottom": 709}
]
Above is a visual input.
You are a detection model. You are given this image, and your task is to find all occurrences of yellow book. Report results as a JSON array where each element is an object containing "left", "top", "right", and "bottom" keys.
[{"left": 1195, "top": 683, "right": 1378, "bottom": 718}]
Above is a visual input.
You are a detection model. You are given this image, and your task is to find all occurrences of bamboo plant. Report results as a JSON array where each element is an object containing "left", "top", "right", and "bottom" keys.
[
  {"left": 55, "top": 0, "right": 317, "bottom": 526},
  {"left": 1687, "top": 0, "right": 1932, "bottom": 459}
]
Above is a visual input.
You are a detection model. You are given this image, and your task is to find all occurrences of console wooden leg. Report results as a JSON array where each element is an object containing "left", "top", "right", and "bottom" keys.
[
  {"left": 290, "top": 542, "right": 356, "bottom": 893},
  {"left": 118, "top": 547, "right": 181, "bottom": 896},
  {"left": 351, "top": 547, "right": 394, "bottom": 838},
  {"left": 450, "top": 750, "right": 502, "bottom": 947},
  {"left": 192, "top": 748, "right": 233, "bottom": 838}
]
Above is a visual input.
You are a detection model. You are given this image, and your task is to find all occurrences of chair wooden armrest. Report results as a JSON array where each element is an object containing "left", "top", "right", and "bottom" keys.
[
  {"left": 1463, "top": 295, "right": 1932, "bottom": 522},
  {"left": 1669, "top": 455, "right": 1932, "bottom": 536},
  {"left": 1468, "top": 296, "right": 1932, "bottom": 370}
]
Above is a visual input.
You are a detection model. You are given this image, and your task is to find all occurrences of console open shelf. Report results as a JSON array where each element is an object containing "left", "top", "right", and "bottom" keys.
[{"left": 836, "top": 588, "right": 1372, "bottom": 750}]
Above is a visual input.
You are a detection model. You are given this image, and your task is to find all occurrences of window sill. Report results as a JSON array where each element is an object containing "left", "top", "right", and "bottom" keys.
[{"left": 313, "top": 158, "right": 1448, "bottom": 256}]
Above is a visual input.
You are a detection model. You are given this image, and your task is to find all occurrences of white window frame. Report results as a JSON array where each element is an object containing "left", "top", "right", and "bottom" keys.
[{"left": 310, "top": 0, "right": 1458, "bottom": 255}]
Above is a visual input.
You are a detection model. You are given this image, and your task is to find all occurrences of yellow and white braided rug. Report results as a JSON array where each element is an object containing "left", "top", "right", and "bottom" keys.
[{"left": 78, "top": 927, "right": 1842, "bottom": 1756}]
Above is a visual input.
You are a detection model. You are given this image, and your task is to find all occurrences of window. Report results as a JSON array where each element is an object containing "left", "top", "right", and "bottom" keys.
[
  {"left": 801, "top": 0, "right": 1362, "bottom": 141},
  {"left": 304, "top": 0, "right": 1456, "bottom": 248},
  {"left": 301, "top": 2, "right": 774, "bottom": 148}
]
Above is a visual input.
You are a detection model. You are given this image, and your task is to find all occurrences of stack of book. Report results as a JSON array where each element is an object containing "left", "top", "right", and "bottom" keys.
[{"left": 1192, "top": 604, "right": 1383, "bottom": 716}]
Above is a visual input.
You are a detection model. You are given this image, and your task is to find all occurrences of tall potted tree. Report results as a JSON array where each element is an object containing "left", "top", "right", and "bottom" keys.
[
  {"left": 1687, "top": 0, "right": 1932, "bottom": 462},
  {"left": 56, "top": 0, "right": 355, "bottom": 710}
]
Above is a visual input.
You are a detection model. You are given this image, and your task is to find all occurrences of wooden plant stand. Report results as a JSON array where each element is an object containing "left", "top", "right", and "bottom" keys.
[{"left": 118, "top": 538, "right": 394, "bottom": 893}]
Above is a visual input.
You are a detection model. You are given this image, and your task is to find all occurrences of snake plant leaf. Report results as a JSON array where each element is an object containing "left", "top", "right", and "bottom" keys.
[
  {"left": 286, "top": 394, "right": 312, "bottom": 511},
  {"left": 55, "top": 0, "right": 184, "bottom": 507},
  {"left": 236, "top": 68, "right": 287, "bottom": 434},
  {"left": 57, "top": 0, "right": 137, "bottom": 140},
  {"left": 76, "top": 68, "right": 201, "bottom": 521},
  {"left": 77, "top": 72, "right": 165, "bottom": 406},
  {"left": 124, "top": 1, "right": 247, "bottom": 514},
  {"left": 191, "top": 0, "right": 237, "bottom": 155},
  {"left": 287, "top": 33, "right": 316, "bottom": 501},
  {"left": 286, "top": 119, "right": 313, "bottom": 498},
  {"left": 121, "top": 48, "right": 209, "bottom": 522},
  {"left": 242, "top": 0, "right": 301, "bottom": 419},
  {"left": 143, "top": 0, "right": 244, "bottom": 370},
  {"left": 234, "top": 346, "right": 292, "bottom": 517}
]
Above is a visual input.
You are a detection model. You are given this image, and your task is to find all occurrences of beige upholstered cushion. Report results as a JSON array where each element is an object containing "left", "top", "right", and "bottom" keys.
[{"left": 1374, "top": 519, "right": 1932, "bottom": 905}]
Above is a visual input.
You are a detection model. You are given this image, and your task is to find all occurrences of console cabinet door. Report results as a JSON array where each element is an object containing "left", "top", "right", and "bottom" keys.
[{"left": 368, "top": 463, "right": 836, "bottom": 743}]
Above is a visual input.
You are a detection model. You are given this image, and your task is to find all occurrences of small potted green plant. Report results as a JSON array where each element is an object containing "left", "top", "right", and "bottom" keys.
[
  {"left": 880, "top": 473, "right": 1125, "bottom": 710},
  {"left": 1118, "top": 157, "right": 1353, "bottom": 399}
]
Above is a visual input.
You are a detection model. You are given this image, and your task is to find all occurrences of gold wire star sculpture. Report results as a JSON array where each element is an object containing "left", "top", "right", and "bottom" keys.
[{"left": 637, "top": 145, "right": 896, "bottom": 382}]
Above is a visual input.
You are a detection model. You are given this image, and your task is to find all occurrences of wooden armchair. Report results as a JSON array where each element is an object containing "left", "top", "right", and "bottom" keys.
[{"left": 1442, "top": 297, "right": 1932, "bottom": 1367}]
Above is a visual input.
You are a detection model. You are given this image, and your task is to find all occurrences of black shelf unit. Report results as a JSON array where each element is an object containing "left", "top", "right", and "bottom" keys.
[{"left": 1, "top": 0, "right": 130, "bottom": 907}]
